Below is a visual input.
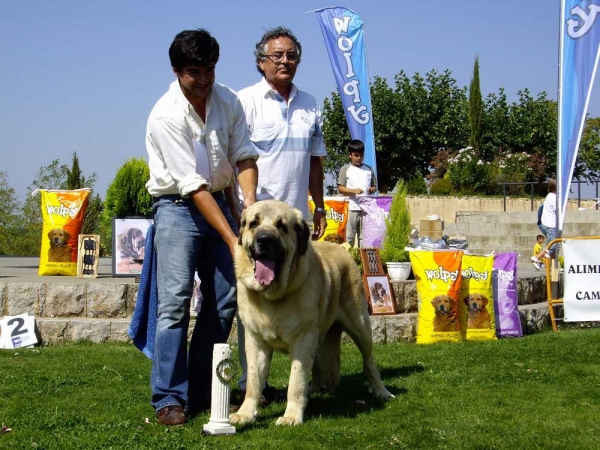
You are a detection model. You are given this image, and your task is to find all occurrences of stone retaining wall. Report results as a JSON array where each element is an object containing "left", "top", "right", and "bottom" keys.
[{"left": 0, "top": 277, "right": 552, "bottom": 346}]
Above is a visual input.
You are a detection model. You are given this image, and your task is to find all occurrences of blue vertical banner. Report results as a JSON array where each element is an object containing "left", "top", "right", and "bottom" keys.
[
  {"left": 313, "top": 7, "right": 378, "bottom": 180},
  {"left": 557, "top": 0, "right": 600, "bottom": 231}
]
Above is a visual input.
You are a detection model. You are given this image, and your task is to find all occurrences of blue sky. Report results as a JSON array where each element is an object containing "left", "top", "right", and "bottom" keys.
[{"left": 1, "top": 0, "right": 598, "bottom": 201}]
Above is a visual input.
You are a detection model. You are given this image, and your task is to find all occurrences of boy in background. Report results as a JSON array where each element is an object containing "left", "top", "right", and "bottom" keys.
[
  {"left": 532, "top": 234, "right": 546, "bottom": 269},
  {"left": 337, "top": 140, "right": 377, "bottom": 247}
]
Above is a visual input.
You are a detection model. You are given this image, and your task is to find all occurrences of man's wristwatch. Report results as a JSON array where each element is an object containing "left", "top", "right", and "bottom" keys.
[{"left": 315, "top": 207, "right": 326, "bottom": 214}]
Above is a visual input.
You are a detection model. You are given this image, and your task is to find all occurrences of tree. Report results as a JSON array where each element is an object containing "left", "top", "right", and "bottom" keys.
[
  {"left": 14, "top": 160, "right": 69, "bottom": 256},
  {"left": 468, "top": 56, "right": 483, "bottom": 156},
  {"left": 64, "top": 152, "right": 103, "bottom": 236},
  {"left": 0, "top": 172, "right": 21, "bottom": 255},
  {"left": 578, "top": 116, "right": 600, "bottom": 179},
  {"left": 66, "top": 152, "right": 84, "bottom": 190},
  {"left": 101, "top": 158, "right": 152, "bottom": 254},
  {"left": 322, "top": 69, "right": 468, "bottom": 193}
]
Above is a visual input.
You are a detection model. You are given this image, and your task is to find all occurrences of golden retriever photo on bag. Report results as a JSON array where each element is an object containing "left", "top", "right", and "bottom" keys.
[
  {"left": 464, "top": 293, "right": 492, "bottom": 329},
  {"left": 230, "top": 200, "right": 394, "bottom": 426},
  {"left": 47, "top": 228, "right": 72, "bottom": 262},
  {"left": 431, "top": 294, "right": 458, "bottom": 332}
]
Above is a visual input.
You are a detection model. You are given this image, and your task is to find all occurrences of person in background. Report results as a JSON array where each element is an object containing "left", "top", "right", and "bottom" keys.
[
  {"left": 234, "top": 26, "right": 327, "bottom": 402},
  {"left": 532, "top": 234, "right": 546, "bottom": 269},
  {"left": 531, "top": 178, "right": 557, "bottom": 270},
  {"left": 337, "top": 139, "right": 377, "bottom": 247},
  {"left": 145, "top": 29, "right": 258, "bottom": 426}
]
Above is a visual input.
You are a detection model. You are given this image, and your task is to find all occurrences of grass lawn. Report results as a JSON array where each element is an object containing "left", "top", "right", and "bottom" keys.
[{"left": 1, "top": 328, "right": 599, "bottom": 450}]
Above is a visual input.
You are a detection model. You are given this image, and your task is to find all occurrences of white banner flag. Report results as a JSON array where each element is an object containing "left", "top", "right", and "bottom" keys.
[{"left": 563, "top": 239, "right": 600, "bottom": 321}]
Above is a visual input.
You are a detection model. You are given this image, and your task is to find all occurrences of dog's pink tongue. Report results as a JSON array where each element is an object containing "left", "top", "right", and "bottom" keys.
[{"left": 254, "top": 258, "right": 275, "bottom": 286}]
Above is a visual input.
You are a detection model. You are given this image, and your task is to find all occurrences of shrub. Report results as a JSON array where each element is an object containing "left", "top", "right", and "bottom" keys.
[
  {"left": 429, "top": 177, "right": 454, "bottom": 195},
  {"left": 406, "top": 173, "right": 428, "bottom": 195},
  {"left": 447, "top": 146, "right": 490, "bottom": 194},
  {"left": 380, "top": 180, "right": 411, "bottom": 264}
]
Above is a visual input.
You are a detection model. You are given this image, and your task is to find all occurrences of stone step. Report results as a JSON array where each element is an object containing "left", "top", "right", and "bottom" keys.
[{"left": 33, "top": 302, "right": 552, "bottom": 346}]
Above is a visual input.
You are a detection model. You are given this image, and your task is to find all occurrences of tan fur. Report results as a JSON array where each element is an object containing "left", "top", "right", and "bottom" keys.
[
  {"left": 464, "top": 293, "right": 492, "bottom": 329},
  {"left": 230, "top": 200, "right": 393, "bottom": 427},
  {"left": 431, "top": 294, "right": 458, "bottom": 332},
  {"left": 47, "top": 228, "right": 72, "bottom": 262}
]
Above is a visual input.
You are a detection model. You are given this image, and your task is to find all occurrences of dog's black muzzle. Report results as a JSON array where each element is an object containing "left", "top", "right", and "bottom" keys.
[{"left": 252, "top": 231, "right": 283, "bottom": 261}]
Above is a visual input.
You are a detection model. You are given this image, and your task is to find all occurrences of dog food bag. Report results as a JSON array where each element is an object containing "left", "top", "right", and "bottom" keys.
[
  {"left": 37, "top": 188, "right": 90, "bottom": 276},
  {"left": 409, "top": 250, "right": 463, "bottom": 344},
  {"left": 493, "top": 252, "right": 523, "bottom": 338},
  {"left": 459, "top": 254, "right": 497, "bottom": 341},
  {"left": 356, "top": 195, "right": 392, "bottom": 248},
  {"left": 309, "top": 196, "right": 349, "bottom": 243}
]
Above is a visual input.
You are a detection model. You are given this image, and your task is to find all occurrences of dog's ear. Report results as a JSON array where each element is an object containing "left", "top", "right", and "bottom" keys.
[
  {"left": 481, "top": 295, "right": 488, "bottom": 307},
  {"left": 63, "top": 230, "right": 71, "bottom": 241},
  {"left": 48, "top": 230, "right": 53, "bottom": 239},
  {"left": 295, "top": 219, "right": 310, "bottom": 255},
  {"left": 464, "top": 296, "right": 470, "bottom": 306}
]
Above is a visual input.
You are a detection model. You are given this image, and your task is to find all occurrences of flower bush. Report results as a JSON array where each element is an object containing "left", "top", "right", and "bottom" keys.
[
  {"left": 492, "top": 151, "right": 532, "bottom": 195},
  {"left": 447, "top": 147, "right": 490, "bottom": 194}
]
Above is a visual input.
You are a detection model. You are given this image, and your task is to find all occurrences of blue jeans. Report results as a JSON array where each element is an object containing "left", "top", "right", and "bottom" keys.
[{"left": 150, "top": 192, "right": 237, "bottom": 412}]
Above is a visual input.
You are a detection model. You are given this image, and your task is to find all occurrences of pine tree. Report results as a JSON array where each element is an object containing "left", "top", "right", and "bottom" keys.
[{"left": 468, "top": 56, "right": 483, "bottom": 155}]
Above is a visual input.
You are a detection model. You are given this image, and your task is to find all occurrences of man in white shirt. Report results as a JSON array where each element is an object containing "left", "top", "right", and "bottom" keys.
[
  {"left": 338, "top": 139, "right": 377, "bottom": 247},
  {"left": 145, "top": 29, "right": 258, "bottom": 426},
  {"left": 234, "top": 26, "right": 327, "bottom": 401}
]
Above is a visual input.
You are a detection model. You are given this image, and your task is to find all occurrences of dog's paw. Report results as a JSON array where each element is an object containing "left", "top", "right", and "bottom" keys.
[
  {"left": 229, "top": 411, "right": 257, "bottom": 425},
  {"left": 275, "top": 415, "right": 303, "bottom": 426}
]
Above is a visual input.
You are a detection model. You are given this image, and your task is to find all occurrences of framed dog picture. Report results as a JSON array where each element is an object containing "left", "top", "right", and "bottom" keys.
[
  {"left": 112, "top": 217, "right": 153, "bottom": 277},
  {"left": 363, "top": 275, "right": 396, "bottom": 315}
]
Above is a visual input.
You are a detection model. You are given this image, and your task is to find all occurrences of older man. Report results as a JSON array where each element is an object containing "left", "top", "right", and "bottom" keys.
[{"left": 235, "top": 26, "right": 327, "bottom": 400}]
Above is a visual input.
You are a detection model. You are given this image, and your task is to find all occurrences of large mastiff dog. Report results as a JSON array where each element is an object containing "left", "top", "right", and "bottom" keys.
[{"left": 230, "top": 200, "right": 394, "bottom": 426}]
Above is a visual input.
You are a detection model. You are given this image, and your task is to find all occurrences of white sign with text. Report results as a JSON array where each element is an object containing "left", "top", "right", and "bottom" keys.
[
  {"left": 563, "top": 239, "right": 600, "bottom": 322},
  {"left": 0, "top": 313, "right": 38, "bottom": 349}
]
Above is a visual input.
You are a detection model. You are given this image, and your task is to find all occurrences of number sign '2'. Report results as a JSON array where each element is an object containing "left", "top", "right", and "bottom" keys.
[{"left": 0, "top": 313, "right": 38, "bottom": 349}]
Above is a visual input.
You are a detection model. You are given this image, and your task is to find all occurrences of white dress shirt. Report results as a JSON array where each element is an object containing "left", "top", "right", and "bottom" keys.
[{"left": 146, "top": 80, "right": 257, "bottom": 197}]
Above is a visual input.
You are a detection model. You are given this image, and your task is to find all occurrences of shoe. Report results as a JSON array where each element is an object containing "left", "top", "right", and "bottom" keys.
[
  {"left": 262, "top": 385, "right": 287, "bottom": 404},
  {"left": 156, "top": 405, "right": 186, "bottom": 426},
  {"left": 530, "top": 256, "right": 541, "bottom": 271}
]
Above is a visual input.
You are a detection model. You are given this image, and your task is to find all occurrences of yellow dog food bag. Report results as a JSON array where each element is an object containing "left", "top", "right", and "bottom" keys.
[
  {"left": 459, "top": 254, "right": 497, "bottom": 341},
  {"left": 308, "top": 196, "right": 349, "bottom": 244},
  {"left": 410, "top": 250, "right": 463, "bottom": 344},
  {"left": 37, "top": 188, "right": 90, "bottom": 276}
]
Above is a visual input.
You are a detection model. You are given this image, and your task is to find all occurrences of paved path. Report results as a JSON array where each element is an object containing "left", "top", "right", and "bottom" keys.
[
  {"left": 0, "top": 256, "right": 137, "bottom": 284},
  {"left": 0, "top": 255, "right": 543, "bottom": 283}
]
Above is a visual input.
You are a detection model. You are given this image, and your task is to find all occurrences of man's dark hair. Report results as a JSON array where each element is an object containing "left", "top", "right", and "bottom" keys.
[
  {"left": 254, "top": 26, "right": 302, "bottom": 76},
  {"left": 169, "top": 29, "right": 219, "bottom": 72},
  {"left": 347, "top": 139, "right": 365, "bottom": 154}
]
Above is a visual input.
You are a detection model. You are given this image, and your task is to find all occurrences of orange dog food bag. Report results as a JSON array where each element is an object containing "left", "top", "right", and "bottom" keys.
[
  {"left": 409, "top": 250, "right": 463, "bottom": 344},
  {"left": 37, "top": 188, "right": 90, "bottom": 276},
  {"left": 309, "top": 196, "right": 349, "bottom": 243},
  {"left": 459, "top": 254, "right": 497, "bottom": 341}
]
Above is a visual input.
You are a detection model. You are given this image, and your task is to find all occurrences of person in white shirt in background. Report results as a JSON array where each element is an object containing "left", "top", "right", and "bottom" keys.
[
  {"left": 337, "top": 139, "right": 377, "bottom": 247},
  {"left": 234, "top": 26, "right": 327, "bottom": 403},
  {"left": 531, "top": 178, "right": 557, "bottom": 270},
  {"left": 145, "top": 28, "right": 258, "bottom": 425}
]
